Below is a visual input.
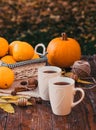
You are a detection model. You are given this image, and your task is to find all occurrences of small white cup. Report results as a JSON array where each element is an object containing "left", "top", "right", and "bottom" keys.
[
  {"left": 38, "top": 66, "right": 61, "bottom": 100},
  {"left": 49, "top": 77, "right": 85, "bottom": 116}
]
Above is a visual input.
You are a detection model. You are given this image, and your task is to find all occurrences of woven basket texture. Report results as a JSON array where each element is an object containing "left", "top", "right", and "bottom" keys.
[{"left": 0, "top": 57, "right": 47, "bottom": 80}]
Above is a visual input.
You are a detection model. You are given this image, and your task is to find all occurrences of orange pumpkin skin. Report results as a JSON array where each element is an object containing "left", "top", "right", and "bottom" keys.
[
  {"left": 47, "top": 34, "right": 81, "bottom": 68},
  {"left": 32, "top": 52, "right": 40, "bottom": 59},
  {"left": 12, "top": 41, "right": 34, "bottom": 61},
  {"left": 0, "top": 37, "right": 9, "bottom": 57},
  {"left": 0, "top": 66, "right": 14, "bottom": 89}
]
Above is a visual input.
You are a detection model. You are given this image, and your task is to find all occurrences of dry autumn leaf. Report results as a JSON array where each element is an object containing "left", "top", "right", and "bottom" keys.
[
  {"left": 0, "top": 96, "right": 33, "bottom": 107},
  {"left": 0, "top": 95, "right": 30, "bottom": 100},
  {"left": 0, "top": 104, "right": 14, "bottom": 113},
  {"left": 64, "top": 72, "right": 93, "bottom": 84},
  {"left": 0, "top": 98, "right": 15, "bottom": 113},
  {"left": 0, "top": 95, "right": 20, "bottom": 100}
]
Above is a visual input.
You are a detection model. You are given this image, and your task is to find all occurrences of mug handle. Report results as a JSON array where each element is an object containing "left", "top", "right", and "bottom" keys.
[
  {"left": 35, "top": 43, "right": 47, "bottom": 57},
  {"left": 72, "top": 88, "right": 85, "bottom": 107}
]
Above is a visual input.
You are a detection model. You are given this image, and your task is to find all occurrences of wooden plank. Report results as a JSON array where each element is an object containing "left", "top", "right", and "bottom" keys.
[
  {"left": 19, "top": 105, "right": 41, "bottom": 130},
  {"left": 0, "top": 110, "right": 8, "bottom": 130},
  {"left": 3, "top": 102, "right": 53, "bottom": 130},
  {"left": 3, "top": 106, "right": 21, "bottom": 130},
  {"left": 0, "top": 94, "right": 96, "bottom": 130},
  {"left": 37, "top": 101, "right": 53, "bottom": 130}
]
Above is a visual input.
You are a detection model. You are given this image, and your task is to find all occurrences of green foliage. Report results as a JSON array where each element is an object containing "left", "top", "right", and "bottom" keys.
[{"left": 0, "top": 0, "right": 96, "bottom": 55}]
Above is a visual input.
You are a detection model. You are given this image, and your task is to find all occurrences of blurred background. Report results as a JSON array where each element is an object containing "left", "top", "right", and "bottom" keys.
[{"left": 0, "top": 0, "right": 96, "bottom": 55}]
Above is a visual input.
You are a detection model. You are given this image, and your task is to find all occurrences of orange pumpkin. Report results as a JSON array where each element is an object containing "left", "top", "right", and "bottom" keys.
[
  {"left": 1, "top": 55, "right": 16, "bottom": 64},
  {"left": 0, "top": 37, "right": 9, "bottom": 57},
  {"left": 0, "top": 66, "right": 14, "bottom": 89},
  {"left": 47, "top": 33, "right": 81, "bottom": 68},
  {"left": 32, "top": 52, "right": 40, "bottom": 59},
  {"left": 9, "top": 41, "right": 34, "bottom": 62}
]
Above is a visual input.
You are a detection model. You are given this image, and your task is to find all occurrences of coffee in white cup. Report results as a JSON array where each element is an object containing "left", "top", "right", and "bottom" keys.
[
  {"left": 48, "top": 77, "right": 85, "bottom": 116},
  {"left": 38, "top": 66, "right": 61, "bottom": 101}
]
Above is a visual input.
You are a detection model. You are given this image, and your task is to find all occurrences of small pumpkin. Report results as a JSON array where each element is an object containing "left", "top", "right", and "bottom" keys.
[
  {"left": 0, "top": 66, "right": 14, "bottom": 89},
  {"left": 0, "top": 37, "right": 9, "bottom": 57},
  {"left": 8, "top": 41, "right": 20, "bottom": 55},
  {"left": 9, "top": 41, "right": 34, "bottom": 62},
  {"left": 32, "top": 52, "right": 40, "bottom": 59},
  {"left": 47, "top": 33, "right": 81, "bottom": 68},
  {"left": 1, "top": 55, "right": 16, "bottom": 64}
]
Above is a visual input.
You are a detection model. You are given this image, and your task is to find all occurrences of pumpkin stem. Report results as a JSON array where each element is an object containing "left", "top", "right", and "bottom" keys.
[{"left": 61, "top": 33, "right": 67, "bottom": 40}]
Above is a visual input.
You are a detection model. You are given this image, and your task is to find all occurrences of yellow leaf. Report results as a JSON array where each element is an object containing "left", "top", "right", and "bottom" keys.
[
  {"left": 0, "top": 103, "right": 15, "bottom": 113},
  {"left": 64, "top": 72, "right": 93, "bottom": 84},
  {"left": 27, "top": 101, "right": 33, "bottom": 106},
  {"left": 5, "top": 99, "right": 18, "bottom": 104},
  {"left": 64, "top": 72, "right": 72, "bottom": 77},
  {"left": 0, "top": 98, "right": 8, "bottom": 103},
  {"left": 77, "top": 79, "right": 93, "bottom": 84},
  {"left": 1, "top": 95, "right": 20, "bottom": 100},
  {"left": 1, "top": 95, "right": 30, "bottom": 100}
]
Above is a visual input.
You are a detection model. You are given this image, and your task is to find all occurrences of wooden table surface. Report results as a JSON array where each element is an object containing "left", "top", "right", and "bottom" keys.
[{"left": 0, "top": 56, "right": 96, "bottom": 130}]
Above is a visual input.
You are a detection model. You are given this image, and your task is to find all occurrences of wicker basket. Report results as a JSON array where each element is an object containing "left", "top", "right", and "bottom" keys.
[{"left": 0, "top": 57, "right": 47, "bottom": 81}]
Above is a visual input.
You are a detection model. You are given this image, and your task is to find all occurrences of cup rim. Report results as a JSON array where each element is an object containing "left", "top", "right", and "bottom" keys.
[
  {"left": 38, "top": 66, "right": 61, "bottom": 73},
  {"left": 49, "top": 76, "right": 75, "bottom": 86}
]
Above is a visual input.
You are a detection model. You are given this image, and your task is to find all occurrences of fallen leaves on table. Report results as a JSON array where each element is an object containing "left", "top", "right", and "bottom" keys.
[
  {"left": 0, "top": 95, "right": 34, "bottom": 113},
  {"left": 64, "top": 72, "right": 93, "bottom": 84},
  {"left": 0, "top": 104, "right": 15, "bottom": 113},
  {"left": 77, "top": 79, "right": 93, "bottom": 84},
  {"left": 0, "top": 98, "right": 15, "bottom": 113},
  {"left": 0, "top": 95, "right": 20, "bottom": 100}
]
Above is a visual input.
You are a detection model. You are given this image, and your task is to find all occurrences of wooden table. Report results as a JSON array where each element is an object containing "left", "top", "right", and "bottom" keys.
[{"left": 0, "top": 56, "right": 96, "bottom": 130}]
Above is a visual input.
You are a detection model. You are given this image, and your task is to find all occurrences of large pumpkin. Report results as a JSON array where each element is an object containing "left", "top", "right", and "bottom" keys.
[{"left": 47, "top": 33, "right": 81, "bottom": 68}]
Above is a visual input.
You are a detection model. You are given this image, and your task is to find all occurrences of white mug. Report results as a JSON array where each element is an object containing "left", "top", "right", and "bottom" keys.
[
  {"left": 49, "top": 77, "right": 85, "bottom": 116},
  {"left": 38, "top": 66, "right": 61, "bottom": 100}
]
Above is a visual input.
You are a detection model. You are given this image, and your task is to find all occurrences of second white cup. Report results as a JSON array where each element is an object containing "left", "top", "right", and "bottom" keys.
[{"left": 38, "top": 66, "right": 61, "bottom": 100}]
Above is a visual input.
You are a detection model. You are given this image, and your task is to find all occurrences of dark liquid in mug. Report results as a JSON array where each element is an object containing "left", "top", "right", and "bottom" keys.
[
  {"left": 54, "top": 82, "right": 70, "bottom": 85},
  {"left": 43, "top": 70, "right": 57, "bottom": 73}
]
